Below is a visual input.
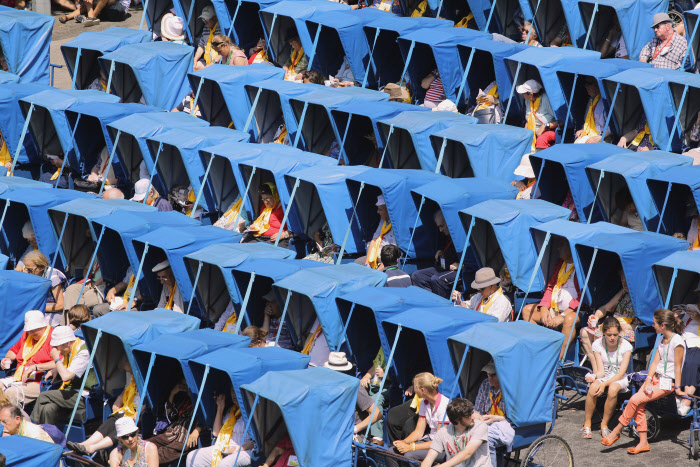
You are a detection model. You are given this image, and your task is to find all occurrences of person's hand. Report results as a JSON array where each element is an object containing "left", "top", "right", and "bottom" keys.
[
  {"left": 547, "top": 314, "right": 564, "bottom": 329},
  {"left": 587, "top": 315, "right": 598, "bottom": 328},
  {"left": 676, "top": 388, "right": 687, "bottom": 397},
  {"left": 242, "top": 440, "right": 254, "bottom": 451},
  {"left": 186, "top": 429, "right": 199, "bottom": 449},
  {"left": 592, "top": 383, "right": 605, "bottom": 397},
  {"left": 22, "top": 365, "right": 34, "bottom": 383},
  {"left": 451, "top": 290, "right": 462, "bottom": 304},
  {"left": 617, "top": 137, "right": 627, "bottom": 148},
  {"left": 478, "top": 94, "right": 495, "bottom": 106},
  {"left": 0, "top": 358, "right": 11, "bottom": 370},
  {"left": 481, "top": 414, "right": 504, "bottom": 424},
  {"left": 215, "top": 393, "right": 226, "bottom": 409},
  {"left": 294, "top": 73, "right": 303, "bottom": 81},
  {"left": 511, "top": 180, "right": 526, "bottom": 191},
  {"left": 449, "top": 263, "right": 458, "bottom": 271},
  {"left": 393, "top": 440, "right": 411, "bottom": 454},
  {"left": 360, "top": 373, "right": 371, "bottom": 388},
  {"left": 115, "top": 301, "right": 128, "bottom": 311},
  {"left": 471, "top": 412, "right": 482, "bottom": 421},
  {"left": 542, "top": 309, "right": 552, "bottom": 327},
  {"left": 270, "top": 231, "right": 288, "bottom": 241},
  {"left": 340, "top": 81, "right": 354, "bottom": 87},
  {"left": 434, "top": 250, "right": 442, "bottom": 262},
  {"left": 404, "top": 385, "right": 414, "bottom": 397},
  {"left": 586, "top": 136, "right": 601, "bottom": 144},
  {"left": 575, "top": 130, "right": 582, "bottom": 138},
  {"left": 50, "top": 348, "right": 61, "bottom": 361},
  {"left": 106, "top": 288, "right": 117, "bottom": 303},
  {"left": 584, "top": 373, "right": 596, "bottom": 383},
  {"left": 44, "top": 369, "right": 54, "bottom": 381},
  {"left": 375, "top": 366, "right": 384, "bottom": 379},
  {"left": 644, "top": 383, "right": 653, "bottom": 396},
  {"left": 237, "top": 221, "right": 246, "bottom": 233}
]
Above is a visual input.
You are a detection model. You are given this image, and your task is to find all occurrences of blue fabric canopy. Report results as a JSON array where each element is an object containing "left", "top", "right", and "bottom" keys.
[
  {"left": 529, "top": 143, "right": 632, "bottom": 223},
  {"left": 525, "top": 0, "right": 584, "bottom": 47},
  {"left": 0, "top": 6, "right": 53, "bottom": 84},
  {"left": 258, "top": 0, "right": 349, "bottom": 67},
  {"left": 189, "top": 346, "right": 310, "bottom": 449},
  {"left": 363, "top": 16, "right": 453, "bottom": 87},
  {"left": 685, "top": 9, "right": 700, "bottom": 71},
  {"left": 132, "top": 329, "right": 250, "bottom": 411},
  {"left": 448, "top": 321, "right": 563, "bottom": 426},
  {"left": 61, "top": 27, "right": 151, "bottom": 90},
  {"left": 182, "top": 243, "right": 296, "bottom": 324},
  {"left": 284, "top": 164, "right": 368, "bottom": 254},
  {"left": 380, "top": 307, "right": 498, "bottom": 392},
  {"left": 337, "top": 286, "right": 450, "bottom": 372},
  {"left": 465, "top": 0, "right": 532, "bottom": 38},
  {"left": 429, "top": 123, "right": 533, "bottom": 181},
  {"left": 585, "top": 151, "right": 692, "bottom": 232},
  {"left": 410, "top": 177, "right": 517, "bottom": 255},
  {"left": 647, "top": 165, "right": 700, "bottom": 236},
  {"left": 459, "top": 199, "right": 570, "bottom": 291},
  {"left": 240, "top": 367, "right": 357, "bottom": 467},
  {"left": 18, "top": 89, "right": 119, "bottom": 170},
  {"left": 329, "top": 100, "right": 429, "bottom": 166},
  {"left": 273, "top": 263, "right": 386, "bottom": 351},
  {"left": 0, "top": 70, "right": 19, "bottom": 84},
  {"left": 656, "top": 70, "right": 700, "bottom": 146},
  {"left": 99, "top": 42, "right": 194, "bottom": 110},
  {"left": 145, "top": 126, "right": 250, "bottom": 213},
  {"left": 0, "top": 83, "right": 49, "bottom": 166},
  {"left": 81, "top": 310, "right": 200, "bottom": 395},
  {"left": 187, "top": 64, "right": 284, "bottom": 139},
  {"left": 377, "top": 111, "right": 476, "bottom": 171},
  {"left": 0, "top": 436, "right": 62, "bottom": 467},
  {"left": 346, "top": 168, "right": 443, "bottom": 258},
  {"left": 653, "top": 250, "right": 700, "bottom": 310},
  {"left": 0, "top": 271, "right": 50, "bottom": 355},
  {"left": 132, "top": 225, "right": 241, "bottom": 317},
  {"left": 578, "top": 0, "right": 666, "bottom": 61},
  {"left": 397, "top": 27, "right": 489, "bottom": 103},
  {"left": 107, "top": 112, "right": 209, "bottom": 184}
]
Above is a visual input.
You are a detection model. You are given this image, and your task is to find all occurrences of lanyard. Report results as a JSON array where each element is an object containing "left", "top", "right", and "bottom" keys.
[
  {"left": 451, "top": 427, "right": 468, "bottom": 451},
  {"left": 605, "top": 339, "right": 620, "bottom": 373},
  {"left": 652, "top": 32, "right": 674, "bottom": 61}
]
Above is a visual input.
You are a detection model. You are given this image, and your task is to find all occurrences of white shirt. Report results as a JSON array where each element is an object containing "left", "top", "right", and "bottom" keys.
[
  {"left": 466, "top": 291, "right": 512, "bottom": 322},
  {"left": 63, "top": 347, "right": 90, "bottom": 379},
  {"left": 592, "top": 337, "right": 632, "bottom": 379},
  {"left": 307, "top": 318, "right": 329, "bottom": 368},
  {"left": 657, "top": 334, "right": 685, "bottom": 380},
  {"left": 681, "top": 309, "right": 700, "bottom": 349},
  {"left": 553, "top": 271, "right": 577, "bottom": 311},
  {"left": 157, "top": 284, "right": 184, "bottom": 313},
  {"left": 418, "top": 393, "right": 450, "bottom": 440},
  {"left": 367, "top": 221, "right": 397, "bottom": 251}
]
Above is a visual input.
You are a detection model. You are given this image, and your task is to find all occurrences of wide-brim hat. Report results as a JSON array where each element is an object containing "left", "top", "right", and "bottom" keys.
[
  {"left": 382, "top": 83, "right": 409, "bottom": 102},
  {"left": 161, "top": 13, "right": 185, "bottom": 42},
  {"left": 471, "top": 267, "right": 501, "bottom": 290},
  {"left": 513, "top": 154, "right": 535, "bottom": 179},
  {"left": 324, "top": 351, "right": 353, "bottom": 372}
]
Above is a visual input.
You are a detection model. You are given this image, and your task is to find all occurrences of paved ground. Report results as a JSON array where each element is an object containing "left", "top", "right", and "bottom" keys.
[{"left": 43, "top": 13, "right": 698, "bottom": 466}]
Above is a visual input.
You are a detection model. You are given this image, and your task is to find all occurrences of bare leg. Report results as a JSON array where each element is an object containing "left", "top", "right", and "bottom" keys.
[
  {"left": 522, "top": 304, "right": 542, "bottom": 324},
  {"left": 583, "top": 382, "right": 600, "bottom": 429},
  {"left": 84, "top": 436, "right": 114, "bottom": 454},
  {"left": 602, "top": 384, "right": 620, "bottom": 430},
  {"left": 682, "top": 385, "right": 695, "bottom": 409},
  {"left": 87, "top": 0, "right": 112, "bottom": 19},
  {"left": 52, "top": 0, "right": 77, "bottom": 10},
  {"left": 82, "top": 431, "right": 105, "bottom": 445},
  {"left": 580, "top": 328, "right": 598, "bottom": 373},
  {"left": 193, "top": 61, "right": 206, "bottom": 71}
]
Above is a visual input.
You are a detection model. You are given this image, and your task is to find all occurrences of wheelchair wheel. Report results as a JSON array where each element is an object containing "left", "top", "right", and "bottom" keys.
[
  {"left": 625, "top": 409, "right": 660, "bottom": 441},
  {"left": 520, "top": 434, "right": 574, "bottom": 467},
  {"left": 690, "top": 429, "right": 699, "bottom": 460}
]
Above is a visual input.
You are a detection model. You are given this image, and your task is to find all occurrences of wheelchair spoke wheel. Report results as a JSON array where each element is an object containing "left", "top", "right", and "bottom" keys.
[
  {"left": 521, "top": 434, "right": 573, "bottom": 467},
  {"left": 690, "top": 429, "right": 699, "bottom": 460},
  {"left": 625, "top": 409, "right": 660, "bottom": 441}
]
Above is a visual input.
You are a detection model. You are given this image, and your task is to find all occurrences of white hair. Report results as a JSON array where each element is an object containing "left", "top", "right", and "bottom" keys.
[{"left": 22, "top": 221, "right": 34, "bottom": 239}]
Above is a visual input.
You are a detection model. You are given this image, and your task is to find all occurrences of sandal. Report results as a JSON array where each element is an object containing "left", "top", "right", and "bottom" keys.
[
  {"left": 600, "top": 427, "right": 611, "bottom": 438},
  {"left": 600, "top": 434, "right": 620, "bottom": 447},
  {"left": 66, "top": 441, "right": 89, "bottom": 456},
  {"left": 627, "top": 445, "right": 650, "bottom": 455},
  {"left": 58, "top": 14, "right": 67, "bottom": 23},
  {"left": 581, "top": 427, "right": 592, "bottom": 439}
]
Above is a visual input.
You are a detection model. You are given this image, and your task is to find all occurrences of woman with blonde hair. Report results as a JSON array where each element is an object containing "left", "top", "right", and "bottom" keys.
[
  {"left": 391, "top": 372, "right": 449, "bottom": 463},
  {"left": 209, "top": 35, "right": 247, "bottom": 67},
  {"left": 241, "top": 326, "right": 267, "bottom": 348},
  {"left": 21, "top": 251, "right": 66, "bottom": 326}
]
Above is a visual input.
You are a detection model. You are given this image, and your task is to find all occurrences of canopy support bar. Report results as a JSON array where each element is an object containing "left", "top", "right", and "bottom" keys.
[
  {"left": 656, "top": 182, "right": 673, "bottom": 234},
  {"left": 192, "top": 76, "right": 205, "bottom": 122},
  {"left": 364, "top": 324, "right": 401, "bottom": 441},
  {"left": 361, "top": 28, "right": 380, "bottom": 89},
  {"left": 143, "top": 142, "right": 164, "bottom": 205},
  {"left": 401, "top": 195, "right": 424, "bottom": 269},
  {"left": 177, "top": 364, "right": 209, "bottom": 467},
  {"left": 243, "top": 88, "right": 262, "bottom": 137},
  {"left": 274, "top": 289, "right": 292, "bottom": 345},
  {"left": 186, "top": 260, "right": 203, "bottom": 315},
  {"left": 560, "top": 247, "right": 598, "bottom": 364},
  {"left": 65, "top": 329, "right": 102, "bottom": 439},
  {"left": 434, "top": 136, "right": 447, "bottom": 174},
  {"left": 293, "top": 102, "right": 309, "bottom": 149},
  {"left": 106, "top": 60, "right": 115, "bottom": 96},
  {"left": 49, "top": 214, "right": 69, "bottom": 277},
  {"left": 71, "top": 48, "right": 81, "bottom": 90},
  {"left": 191, "top": 152, "right": 214, "bottom": 218},
  {"left": 232, "top": 393, "right": 260, "bottom": 467},
  {"left": 455, "top": 48, "right": 476, "bottom": 107},
  {"left": 587, "top": 169, "right": 604, "bottom": 224},
  {"left": 98, "top": 130, "right": 121, "bottom": 195},
  {"left": 398, "top": 41, "right": 415, "bottom": 90},
  {"left": 227, "top": 0, "right": 243, "bottom": 40},
  {"left": 515, "top": 231, "right": 551, "bottom": 321},
  {"left": 450, "top": 216, "right": 475, "bottom": 299},
  {"left": 560, "top": 73, "right": 578, "bottom": 143},
  {"left": 10, "top": 103, "right": 34, "bottom": 176},
  {"left": 582, "top": 3, "right": 598, "bottom": 50},
  {"left": 378, "top": 124, "right": 394, "bottom": 168},
  {"left": 233, "top": 166, "right": 256, "bottom": 232},
  {"left": 337, "top": 181, "right": 364, "bottom": 264},
  {"left": 127, "top": 242, "right": 149, "bottom": 311},
  {"left": 274, "top": 179, "right": 298, "bottom": 248},
  {"left": 235, "top": 272, "right": 257, "bottom": 335},
  {"left": 135, "top": 352, "right": 156, "bottom": 424},
  {"left": 340, "top": 303, "right": 356, "bottom": 357},
  {"left": 666, "top": 84, "right": 688, "bottom": 152},
  {"left": 307, "top": 25, "right": 323, "bottom": 70},
  {"left": 76, "top": 224, "right": 105, "bottom": 305},
  {"left": 600, "top": 83, "right": 619, "bottom": 145},
  {"left": 337, "top": 114, "right": 353, "bottom": 166}
]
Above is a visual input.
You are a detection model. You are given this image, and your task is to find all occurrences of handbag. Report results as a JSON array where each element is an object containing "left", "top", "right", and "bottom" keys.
[{"left": 471, "top": 106, "right": 498, "bottom": 124}]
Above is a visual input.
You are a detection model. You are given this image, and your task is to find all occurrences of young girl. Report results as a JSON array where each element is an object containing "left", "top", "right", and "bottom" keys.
[
  {"left": 581, "top": 317, "right": 633, "bottom": 439},
  {"left": 601, "top": 309, "right": 685, "bottom": 454}
]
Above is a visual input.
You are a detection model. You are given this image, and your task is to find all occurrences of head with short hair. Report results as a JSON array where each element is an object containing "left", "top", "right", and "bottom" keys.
[
  {"left": 445, "top": 398, "right": 474, "bottom": 426},
  {"left": 68, "top": 304, "right": 91, "bottom": 331},
  {"left": 242, "top": 326, "right": 268, "bottom": 347},
  {"left": 413, "top": 372, "right": 443, "bottom": 397},
  {"left": 0, "top": 404, "right": 22, "bottom": 435},
  {"left": 302, "top": 70, "right": 324, "bottom": 85},
  {"left": 522, "top": 19, "right": 538, "bottom": 41},
  {"left": 22, "top": 250, "right": 49, "bottom": 277},
  {"left": 102, "top": 188, "right": 125, "bottom": 199},
  {"left": 380, "top": 244, "right": 400, "bottom": 267},
  {"left": 433, "top": 210, "right": 449, "bottom": 237}
]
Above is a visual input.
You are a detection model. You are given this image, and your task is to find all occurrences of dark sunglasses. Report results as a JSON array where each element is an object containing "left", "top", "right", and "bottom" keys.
[
  {"left": 212, "top": 42, "right": 224, "bottom": 47},
  {"left": 119, "top": 430, "right": 138, "bottom": 440}
]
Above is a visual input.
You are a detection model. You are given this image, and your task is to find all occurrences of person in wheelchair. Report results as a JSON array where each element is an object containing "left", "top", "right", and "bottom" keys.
[
  {"left": 673, "top": 285, "right": 700, "bottom": 416},
  {"left": 581, "top": 317, "right": 633, "bottom": 440}
]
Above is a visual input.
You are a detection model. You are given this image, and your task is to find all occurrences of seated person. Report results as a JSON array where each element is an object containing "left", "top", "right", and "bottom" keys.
[
  {"left": 102, "top": 188, "right": 124, "bottom": 199},
  {"left": 0, "top": 310, "right": 54, "bottom": 407},
  {"left": 67, "top": 304, "right": 91, "bottom": 332},
  {"left": 639, "top": 13, "right": 687, "bottom": 70},
  {"left": 260, "top": 432, "right": 297, "bottom": 467},
  {"left": 381, "top": 83, "right": 410, "bottom": 104},
  {"left": 355, "top": 195, "right": 397, "bottom": 269},
  {"left": 38, "top": 153, "right": 69, "bottom": 189},
  {"left": 302, "top": 317, "right": 329, "bottom": 367},
  {"left": 172, "top": 91, "right": 203, "bottom": 118},
  {"left": 206, "top": 35, "right": 247, "bottom": 68},
  {"left": 20, "top": 251, "right": 66, "bottom": 326},
  {"left": 241, "top": 183, "right": 290, "bottom": 248},
  {"left": 187, "top": 387, "right": 254, "bottom": 467},
  {"left": 517, "top": 79, "right": 558, "bottom": 152},
  {"left": 329, "top": 56, "right": 356, "bottom": 87},
  {"left": 17, "top": 221, "right": 38, "bottom": 266},
  {"left": 304, "top": 223, "right": 337, "bottom": 264},
  {"left": 159, "top": 12, "right": 186, "bottom": 44},
  {"left": 581, "top": 269, "right": 638, "bottom": 372},
  {"left": 381, "top": 245, "right": 411, "bottom": 288},
  {"left": 57, "top": 0, "right": 130, "bottom": 26},
  {"left": 260, "top": 290, "right": 294, "bottom": 350},
  {"left": 574, "top": 77, "right": 609, "bottom": 144},
  {"left": 248, "top": 38, "right": 269, "bottom": 64},
  {"left": 452, "top": 267, "right": 512, "bottom": 322},
  {"left": 109, "top": 417, "right": 158, "bottom": 467},
  {"left": 421, "top": 70, "right": 445, "bottom": 108},
  {"left": 412, "top": 210, "right": 459, "bottom": 298},
  {"left": 153, "top": 260, "right": 184, "bottom": 313},
  {"left": 213, "top": 196, "right": 249, "bottom": 232},
  {"left": 549, "top": 24, "right": 571, "bottom": 47},
  {"left": 302, "top": 69, "right": 324, "bottom": 85},
  {"left": 67, "top": 356, "right": 141, "bottom": 456},
  {"left": 617, "top": 116, "right": 655, "bottom": 152},
  {"left": 85, "top": 147, "right": 117, "bottom": 189},
  {"left": 420, "top": 398, "right": 491, "bottom": 467},
  {"left": 521, "top": 20, "right": 543, "bottom": 47},
  {"left": 674, "top": 287, "right": 700, "bottom": 416},
  {"left": 131, "top": 179, "right": 173, "bottom": 211},
  {"left": 598, "top": 18, "right": 628, "bottom": 59},
  {"left": 522, "top": 239, "right": 581, "bottom": 359},
  {"left": 469, "top": 80, "right": 503, "bottom": 124},
  {"left": 241, "top": 326, "right": 267, "bottom": 348},
  {"left": 360, "top": 349, "right": 389, "bottom": 445},
  {"left": 610, "top": 188, "right": 644, "bottom": 231},
  {"left": 193, "top": 6, "right": 222, "bottom": 71},
  {"left": 93, "top": 266, "right": 141, "bottom": 317},
  {"left": 0, "top": 404, "right": 53, "bottom": 443},
  {"left": 170, "top": 185, "right": 203, "bottom": 219},
  {"left": 581, "top": 317, "right": 632, "bottom": 440},
  {"left": 31, "top": 326, "right": 96, "bottom": 426},
  {"left": 284, "top": 33, "right": 308, "bottom": 81},
  {"left": 62, "top": 261, "right": 105, "bottom": 323},
  {"left": 512, "top": 155, "right": 540, "bottom": 200}
]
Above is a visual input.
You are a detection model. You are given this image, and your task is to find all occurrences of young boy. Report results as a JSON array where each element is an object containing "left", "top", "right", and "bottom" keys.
[{"left": 421, "top": 398, "right": 492, "bottom": 467}]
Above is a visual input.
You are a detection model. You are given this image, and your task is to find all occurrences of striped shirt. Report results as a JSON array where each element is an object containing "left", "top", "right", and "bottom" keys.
[{"left": 424, "top": 72, "right": 445, "bottom": 104}]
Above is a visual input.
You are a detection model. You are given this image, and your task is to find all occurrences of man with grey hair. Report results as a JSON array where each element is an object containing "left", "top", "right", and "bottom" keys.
[
  {"left": 639, "top": 12, "right": 687, "bottom": 69},
  {"left": 102, "top": 188, "right": 124, "bottom": 199},
  {"left": 410, "top": 210, "right": 459, "bottom": 299}
]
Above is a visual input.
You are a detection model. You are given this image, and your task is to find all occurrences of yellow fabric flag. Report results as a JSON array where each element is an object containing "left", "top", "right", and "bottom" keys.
[
  {"left": 524, "top": 95, "right": 541, "bottom": 152},
  {"left": 59, "top": 338, "right": 83, "bottom": 390},
  {"left": 211, "top": 407, "right": 241, "bottom": 467},
  {"left": 580, "top": 94, "right": 601, "bottom": 138},
  {"left": 365, "top": 221, "right": 392, "bottom": 269},
  {"left": 204, "top": 22, "right": 220, "bottom": 65},
  {"left": 112, "top": 375, "right": 138, "bottom": 418},
  {"left": 550, "top": 261, "right": 575, "bottom": 312}
]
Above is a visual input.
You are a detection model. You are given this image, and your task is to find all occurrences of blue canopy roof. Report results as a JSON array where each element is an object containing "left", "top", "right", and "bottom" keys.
[
  {"left": 411, "top": 177, "right": 517, "bottom": 255},
  {"left": 241, "top": 367, "right": 357, "bottom": 467},
  {"left": 465, "top": 0, "right": 532, "bottom": 37},
  {"left": 377, "top": 110, "right": 476, "bottom": 170},
  {"left": 81, "top": 310, "right": 200, "bottom": 394},
  {"left": 337, "top": 286, "right": 450, "bottom": 372},
  {"left": 18, "top": 89, "right": 119, "bottom": 167},
  {"left": 259, "top": 0, "right": 349, "bottom": 67},
  {"left": 284, "top": 164, "right": 368, "bottom": 253},
  {"left": 429, "top": 123, "right": 533, "bottom": 181},
  {"left": 273, "top": 263, "right": 386, "bottom": 351},
  {"left": 529, "top": 143, "right": 632, "bottom": 223},
  {"left": 187, "top": 64, "right": 284, "bottom": 139},
  {"left": 448, "top": 321, "right": 563, "bottom": 426},
  {"left": 653, "top": 250, "right": 700, "bottom": 309},
  {"left": 189, "top": 346, "right": 310, "bottom": 448},
  {"left": 132, "top": 225, "right": 241, "bottom": 317},
  {"left": 381, "top": 307, "right": 498, "bottom": 392},
  {"left": 99, "top": 42, "right": 194, "bottom": 110},
  {"left": 61, "top": 27, "right": 151, "bottom": 90},
  {"left": 329, "top": 100, "right": 429, "bottom": 166},
  {"left": 0, "top": 6, "right": 53, "bottom": 84},
  {"left": 525, "top": 0, "right": 583, "bottom": 47},
  {"left": 0, "top": 83, "right": 48, "bottom": 164},
  {"left": 459, "top": 199, "right": 570, "bottom": 291},
  {"left": 654, "top": 70, "right": 700, "bottom": 144},
  {"left": 585, "top": 151, "right": 692, "bottom": 232},
  {"left": 647, "top": 165, "right": 700, "bottom": 236},
  {"left": 578, "top": 0, "right": 666, "bottom": 61},
  {"left": 685, "top": 9, "right": 700, "bottom": 71},
  {"left": 0, "top": 436, "right": 62, "bottom": 467},
  {"left": 0, "top": 70, "right": 19, "bottom": 84},
  {"left": 346, "top": 168, "right": 443, "bottom": 258},
  {"left": 0, "top": 271, "right": 50, "bottom": 355},
  {"left": 363, "top": 16, "right": 453, "bottom": 87},
  {"left": 107, "top": 112, "right": 209, "bottom": 184}
]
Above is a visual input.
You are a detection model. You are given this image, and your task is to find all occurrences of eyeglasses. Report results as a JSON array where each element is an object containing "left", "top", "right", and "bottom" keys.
[
  {"left": 157, "top": 274, "right": 169, "bottom": 281},
  {"left": 119, "top": 431, "right": 138, "bottom": 440},
  {"left": 212, "top": 42, "right": 223, "bottom": 47},
  {"left": 24, "top": 266, "right": 39, "bottom": 274}
]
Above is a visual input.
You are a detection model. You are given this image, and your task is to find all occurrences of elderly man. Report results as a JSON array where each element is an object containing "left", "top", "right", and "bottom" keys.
[
  {"left": 639, "top": 13, "right": 687, "bottom": 69},
  {"left": 0, "top": 311, "right": 54, "bottom": 406},
  {"left": 411, "top": 210, "right": 459, "bottom": 298},
  {"left": 102, "top": 188, "right": 125, "bottom": 199},
  {"left": 356, "top": 195, "right": 397, "bottom": 270},
  {"left": 131, "top": 179, "right": 172, "bottom": 211},
  {"left": 193, "top": 6, "right": 221, "bottom": 71},
  {"left": 452, "top": 267, "right": 512, "bottom": 322},
  {"left": 517, "top": 79, "right": 558, "bottom": 152},
  {"left": 154, "top": 260, "right": 184, "bottom": 313},
  {"left": 31, "top": 326, "right": 97, "bottom": 426},
  {"left": 0, "top": 405, "right": 53, "bottom": 443}
]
